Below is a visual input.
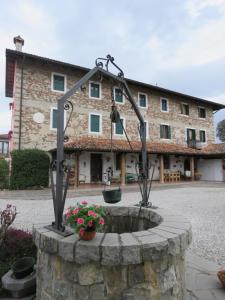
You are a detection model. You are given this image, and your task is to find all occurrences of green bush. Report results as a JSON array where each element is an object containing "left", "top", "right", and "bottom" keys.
[
  {"left": 0, "top": 159, "right": 9, "bottom": 189},
  {"left": 10, "top": 149, "right": 50, "bottom": 189}
]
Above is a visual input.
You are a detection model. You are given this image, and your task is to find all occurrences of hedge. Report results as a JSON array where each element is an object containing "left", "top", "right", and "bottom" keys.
[
  {"left": 0, "top": 159, "right": 9, "bottom": 189},
  {"left": 10, "top": 149, "right": 50, "bottom": 189}
]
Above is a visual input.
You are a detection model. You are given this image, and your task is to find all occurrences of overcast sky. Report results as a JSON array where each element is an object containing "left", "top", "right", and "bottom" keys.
[{"left": 1, "top": 0, "right": 225, "bottom": 135}]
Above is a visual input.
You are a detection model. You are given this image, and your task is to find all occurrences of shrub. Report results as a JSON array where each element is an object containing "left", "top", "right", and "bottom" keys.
[
  {"left": 10, "top": 149, "right": 50, "bottom": 189},
  {"left": 0, "top": 159, "right": 9, "bottom": 189}
]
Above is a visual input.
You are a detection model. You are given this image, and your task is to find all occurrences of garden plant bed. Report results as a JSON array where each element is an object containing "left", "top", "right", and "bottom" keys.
[{"left": 33, "top": 206, "right": 192, "bottom": 300}]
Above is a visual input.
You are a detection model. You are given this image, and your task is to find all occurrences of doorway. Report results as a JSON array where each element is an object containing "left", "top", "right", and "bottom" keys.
[{"left": 90, "top": 153, "right": 102, "bottom": 182}]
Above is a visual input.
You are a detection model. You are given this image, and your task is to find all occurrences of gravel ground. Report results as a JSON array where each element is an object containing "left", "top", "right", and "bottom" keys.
[{"left": 1, "top": 185, "right": 225, "bottom": 266}]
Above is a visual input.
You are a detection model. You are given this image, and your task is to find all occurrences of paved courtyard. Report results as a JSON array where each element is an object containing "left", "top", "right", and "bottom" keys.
[{"left": 1, "top": 182, "right": 225, "bottom": 299}]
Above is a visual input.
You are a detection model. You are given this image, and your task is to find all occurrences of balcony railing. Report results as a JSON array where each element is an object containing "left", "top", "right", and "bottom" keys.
[{"left": 187, "top": 139, "right": 203, "bottom": 149}]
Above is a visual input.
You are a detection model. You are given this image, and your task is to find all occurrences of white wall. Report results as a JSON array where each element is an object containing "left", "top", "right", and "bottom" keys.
[
  {"left": 197, "top": 159, "right": 223, "bottom": 181},
  {"left": 170, "top": 155, "right": 184, "bottom": 174},
  {"left": 79, "top": 152, "right": 90, "bottom": 183},
  {"left": 148, "top": 154, "right": 160, "bottom": 180}
]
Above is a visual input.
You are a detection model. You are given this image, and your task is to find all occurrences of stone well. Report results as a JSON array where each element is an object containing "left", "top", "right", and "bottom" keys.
[{"left": 33, "top": 206, "right": 192, "bottom": 300}]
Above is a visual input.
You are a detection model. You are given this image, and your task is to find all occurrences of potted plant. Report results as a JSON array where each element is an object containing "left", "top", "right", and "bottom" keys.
[{"left": 66, "top": 201, "right": 106, "bottom": 240}]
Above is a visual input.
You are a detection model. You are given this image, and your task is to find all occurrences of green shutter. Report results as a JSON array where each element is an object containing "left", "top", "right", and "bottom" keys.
[
  {"left": 91, "top": 115, "right": 100, "bottom": 132},
  {"left": 52, "top": 109, "right": 58, "bottom": 129},
  {"left": 116, "top": 119, "right": 123, "bottom": 135},
  {"left": 168, "top": 126, "right": 171, "bottom": 139},
  {"left": 139, "top": 94, "right": 146, "bottom": 107},
  {"left": 160, "top": 125, "right": 163, "bottom": 138},
  {"left": 115, "top": 88, "right": 123, "bottom": 103},
  {"left": 53, "top": 75, "right": 65, "bottom": 91},
  {"left": 91, "top": 83, "right": 100, "bottom": 98}
]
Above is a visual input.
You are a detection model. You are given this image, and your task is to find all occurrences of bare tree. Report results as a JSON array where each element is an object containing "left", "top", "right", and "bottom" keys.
[{"left": 216, "top": 119, "right": 225, "bottom": 142}]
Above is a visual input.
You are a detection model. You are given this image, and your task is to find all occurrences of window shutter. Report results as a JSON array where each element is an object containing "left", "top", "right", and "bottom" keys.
[
  {"left": 160, "top": 125, "right": 163, "bottom": 138},
  {"left": 180, "top": 104, "right": 183, "bottom": 114},
  {"left": 168, "top": 126, "right": 171, "bottom": 139},
  {"left": 53, "top": 75, "right": 65, "bottom": 91},
  {"left": 91, "top": 115, "right": 100, "bottom": 132},
  {"left": 52, "top": 109, "right": 58, "bottom": 129}
]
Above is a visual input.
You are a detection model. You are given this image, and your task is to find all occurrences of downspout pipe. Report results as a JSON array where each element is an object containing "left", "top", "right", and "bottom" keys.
[{"left": 18, "top": 54, "right": 25, "bottom": 150}]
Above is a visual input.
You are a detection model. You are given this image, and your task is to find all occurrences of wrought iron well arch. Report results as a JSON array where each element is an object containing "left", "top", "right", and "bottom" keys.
[{"left": 47, "top": 55, "right": 152, "bottom": 235}]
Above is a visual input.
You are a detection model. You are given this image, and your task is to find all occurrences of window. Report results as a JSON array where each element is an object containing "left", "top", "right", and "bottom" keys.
[
  {"left": 139, "top": 121, "right": 149, "bottom": 139},
  {"left": 115, "top": 118, "right": 125, "bottom": 135},
  {"left": 160, "top": 124, "right": 171, "bottom": 139},
  {"left": 199, "top": 130, "right": 206, "bottom": 143},
  {"left": 186, "top": 128, "right": 196, "bottom": 141},
  {"left": 89, "top": 82, "right": 101, "bottom": 99},
  {"left": 51, "top": 108, "right": 58, "bottom": 130},
  {"left": 114, "top": 87, "right": 124, "bottom": 103},
  {"left": 52, "top": 73, "right": 66, "bottom": 92},
  {"left": 50, "top": 108, "right": 67, "bottom": 130},
  {"left": 198, "top": 107, "right": 206, "bottom": 118},
  {"left": 138, "top": 93, "right": 148, "bottom": 108},
  {"left": 89, "top": 113, "right": 101, "bottom": 133},
  {"left": 181, "top": 103, "right": 189, "bottom": 116},
  {"left": 0, "top": 141, "right": 9, "bottom": 155},
  {"left": 160, "top": 98, "right": 169, "bottom": 112}
]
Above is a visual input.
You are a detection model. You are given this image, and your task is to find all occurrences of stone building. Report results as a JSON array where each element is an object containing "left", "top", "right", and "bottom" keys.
[{"left": 5, "top": 36, "right": 225, "bottom": 185}]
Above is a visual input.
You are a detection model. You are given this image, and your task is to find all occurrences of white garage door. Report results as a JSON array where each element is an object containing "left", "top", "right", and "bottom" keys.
[{"left": 197, "top": 159, "right": 223, "bottom": 181}]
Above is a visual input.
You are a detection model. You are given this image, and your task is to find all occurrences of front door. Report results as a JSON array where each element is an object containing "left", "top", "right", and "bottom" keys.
[{"left": 91, "top": 153, "right": 102, "bottom": 182}]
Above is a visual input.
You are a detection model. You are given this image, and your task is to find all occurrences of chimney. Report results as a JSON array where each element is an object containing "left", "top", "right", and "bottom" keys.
[{"left": 13, "top": 35, "right": 24, "bottom": 51}]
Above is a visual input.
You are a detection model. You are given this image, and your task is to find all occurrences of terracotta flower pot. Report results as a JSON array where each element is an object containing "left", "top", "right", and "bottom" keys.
[
  {"left": 217, "top": 270, "right": 225, "bottom": 288},
  {"left": 79, "top": 230, "right": 96, "bottom": 241}
]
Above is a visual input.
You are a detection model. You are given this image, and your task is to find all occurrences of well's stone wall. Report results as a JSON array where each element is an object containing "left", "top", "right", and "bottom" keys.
[{"left": 33, "top": 206, "right": 192, "bottom": 300}]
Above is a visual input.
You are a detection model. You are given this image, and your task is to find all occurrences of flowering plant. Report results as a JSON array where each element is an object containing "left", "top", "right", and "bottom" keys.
[{"left": 66, "top": 201, "right": 106, "bottom": 237}]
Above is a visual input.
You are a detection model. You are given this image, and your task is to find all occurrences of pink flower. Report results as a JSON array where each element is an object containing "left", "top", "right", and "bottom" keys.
[
  {"left": 79, "top": 227, "right": 85, "bottom": 236},
  {"left": 72, "top": 208, "right": 79, "bottom": 215},
  {"left": 88, "top": 220, "right": 93, "bottom": 227},
  {"left": 81, "top": 200, "right": 88, "bottom": 205},
  {"left": 88, "top": 210, "right": 95, "bottom": 217},
  {"left": 77, "top": 218, "right": 84, "bottom": 225},
  {"left": 66, "top": 211, "right": 71, "bottom": 219},
  {"left": 99, "top": 218, "right": 105, "bottom": 225}
]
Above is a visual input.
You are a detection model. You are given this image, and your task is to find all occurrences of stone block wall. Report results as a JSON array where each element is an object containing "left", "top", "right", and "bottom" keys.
[
  {"left": 11, "top": 57, "right": 214, "bottom": 151},
  {"left": 33, "top": 206, "right": 192, "bottom": 300}
]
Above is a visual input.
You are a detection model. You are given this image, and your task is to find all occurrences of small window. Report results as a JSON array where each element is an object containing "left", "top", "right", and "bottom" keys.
[
  {"left": 199, "top": 130, "right": 206, "bottom": 143},
  {"left": 186, "top": 128, "right": 196, "bottom": 141},
  {"left": 181, "top": 103, "right": 189, "bottom": 116},
  {"left": 115, "top": 118, "right": 124, "bottom": 135},
  {"left": 3, "top": 142, "right": 9, "bottom": 154},
  {"left": 198, "top": 107, "right": 206, "bottom": 118},
  {"left": 89, "top": 114, "right": 101, "bottom": 133},
  {"left": 114, "top": 87, "right": 123, "bottom": 103},
  {"left": 90, "top": 82, "right": 101, "bottom": 99},
  {"left": 138, "top": 93, "right": 148, "bottom": 108},
  {"left": 52, "top": 73, "right": 66, "bottom": 92},
  {"left": 160, "top": 98, "right": 168, "bottom": 112},
  {"left": 160, "top": 124, "right": 171, "bottom": 139}
]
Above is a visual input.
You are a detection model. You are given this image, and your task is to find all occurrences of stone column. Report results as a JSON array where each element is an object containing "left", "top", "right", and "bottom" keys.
[
  {"left": 190, "top": 156, "right": 195, "bottom": 181},
  {"left": 121, "top": 152, "right": 126, "bottom": 185},
  {"left": 74, "top": 152, "right": 80, "bottom": 188},
  {"left": 160, "top": 154, "right": 164, "bottom": 183}
]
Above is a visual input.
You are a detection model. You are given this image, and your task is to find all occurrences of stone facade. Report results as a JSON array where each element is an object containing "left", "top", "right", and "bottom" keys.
[
  {"left": 33, "top": 206, "right": 192, "bottom": 300},
  {"left": 11, "top": 57, "right": 214, "bottom": 151}
]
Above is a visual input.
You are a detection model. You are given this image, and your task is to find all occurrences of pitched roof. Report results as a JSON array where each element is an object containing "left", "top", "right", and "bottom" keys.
[
  {"left": 5, "top": 49, "right": 225, "bottom": 110},
  {"left": 63, "top": 137, "right": 225, "bottom": 156}
]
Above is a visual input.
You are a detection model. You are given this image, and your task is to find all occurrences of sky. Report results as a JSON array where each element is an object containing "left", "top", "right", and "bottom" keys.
[{"left": 1, "top": 0, "right": 225, "bottom": 137}]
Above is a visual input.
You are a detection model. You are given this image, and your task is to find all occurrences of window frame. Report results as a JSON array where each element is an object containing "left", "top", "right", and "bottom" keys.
[
  {"left": 186, "top": 127, "right": 196, "bottom": 142},
  {"left": 89, "top": 112, "right": 102, "bottom": 134},
  {"left": 160, "top": 123, "right": 171, "bottom": 140},
  {"left": 0, "top": 141, "right": 9, "bottom": 155},
  {"left": 114, "top": 117, "right": 125, "bottom": 136},
  {"left": 113, "top": 86, "right": 124, "bottom": 104},
  {"left": 89, "top": 81, "right": 102, "bottom": 100},
  {"left": 160, "top": 97, "right": 169, "bottom": 112},
  {"left": 50, "top": 107, "right": 67, "bottom": 131},
  {"left": 51, "top": 72, "right": 67, "bottom": 93},
  {"left": 180, "top": 102, "right": 189, "bottom": 116},
  {"left": 198, "top": 107, "right": 206, "bottom": 119},
  {"left": 199, "top": 129, "right": 207, "bottom": 143},
  {"left": 138, "top": 92, "right": 148, "bottom": 109}
]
